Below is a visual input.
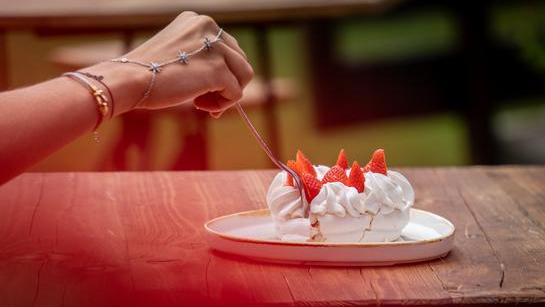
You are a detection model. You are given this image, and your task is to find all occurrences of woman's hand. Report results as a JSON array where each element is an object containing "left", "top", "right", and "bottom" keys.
[
  {"left": 0, "top": 11, "right": 254, "bottom": 184},
  {"left": 87, "top": 11, "right": 254, "bottom": 117}
]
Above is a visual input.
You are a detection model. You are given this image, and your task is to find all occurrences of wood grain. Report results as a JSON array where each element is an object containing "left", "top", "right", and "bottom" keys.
[{"left": 0, "top": 167, "right": 544, "bottom": 306}]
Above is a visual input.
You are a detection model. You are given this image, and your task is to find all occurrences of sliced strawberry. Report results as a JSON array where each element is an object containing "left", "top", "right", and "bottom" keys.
[
  {"left": 284, "top": 160, "right": 298, "bottom": 186},
  {"left": 363, "top": 149, "right": 387, "bottom": 175},
  {"left": 296, "top": 150, "right": 316, "bottom": 177},
  {"left": 321, "top": 165, "right": 349, "bottom": 185},
  {"left": 301, "top": 173, "right": 322, "bottom": 202},
  {"left": 348, "top": 161, "right": 365, "bottom": 193},
  {"left": 285, "top": 175, "right": 293, "bottom": 186},
  {"left": 336, "top": 149, "right": 348, "bottom": 169}
]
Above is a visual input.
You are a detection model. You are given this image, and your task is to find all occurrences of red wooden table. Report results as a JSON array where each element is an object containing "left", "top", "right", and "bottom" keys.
[{"left": 1, "top": 167, "right": 545, "bottom": 306}]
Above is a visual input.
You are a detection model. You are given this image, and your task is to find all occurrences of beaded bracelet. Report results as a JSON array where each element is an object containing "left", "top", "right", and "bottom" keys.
[{"left": 63, "top": 72, "right": 111, "bottom": 141}]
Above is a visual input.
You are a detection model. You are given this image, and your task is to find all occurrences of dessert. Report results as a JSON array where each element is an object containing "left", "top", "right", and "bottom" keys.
[{"left": 266, "top": 149, "right": 414, "bottom": 242}]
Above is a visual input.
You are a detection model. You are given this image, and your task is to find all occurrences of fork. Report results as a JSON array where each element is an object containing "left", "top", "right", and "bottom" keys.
[{"left": 234, "top": 102, "right": 307, "bottom": 216}]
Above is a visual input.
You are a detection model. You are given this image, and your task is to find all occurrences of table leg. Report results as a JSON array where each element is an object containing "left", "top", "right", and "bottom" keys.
[
  {"left": 171, "top": 110, "right": 208, "bottom": 170},
  {"left": 111, "top": 110, "right": 153, "bottom": 170},
  {"left": 122, "top": 30, "right": 134, "bottom": 52},
  {"left": 116, "top": 30, "right": 155, "bottom": 170},
  {"left": 454, "top": 2, "right": 499, "bottom": 164},
  {"left": 305, "top": 20, "right": 335, "bottom": 128},
  {"left": 255, "top": 25, "right": 281, "bottom": 165}
]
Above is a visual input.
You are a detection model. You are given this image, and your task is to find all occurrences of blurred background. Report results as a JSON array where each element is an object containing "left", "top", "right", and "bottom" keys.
[{"left": 1, "top": 0, "right": 544, "bottom": 171}]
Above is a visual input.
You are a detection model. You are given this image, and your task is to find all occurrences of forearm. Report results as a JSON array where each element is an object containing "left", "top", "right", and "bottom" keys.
[
  {"left": 0, "top": 77, "right": 96, "bottom": 183},
  {"left": 0, "top": 63, "right": 141, "bottom": 184}
]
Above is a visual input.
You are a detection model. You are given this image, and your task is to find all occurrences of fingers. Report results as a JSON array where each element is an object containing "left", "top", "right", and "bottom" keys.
[
  {"left": 220, "top": 31, "right": 248, "bottom": 61},
  {"left": 216, "top": 42, "right": 254, "bottom": 88},
  {"left": 192, "top": 14, "right": 219, "bottom": 33},
  {"left": 183, "top": 14, "right": 248, "bottom": 70},
  {"left": 194, "top": 31, "right": 253, "bottom": 114},
  {"left": 177, "top": 11, "right": 198, "bottom": 20},
  {"left": 189, "top": 15, "right": 247, "bottom": 61},
  {"left": 173, "top": 13, "right": 253, "bottom": 116},
  {"left": 194, "top": 92, "right": 223, "bottom": 112},
  {"left": 217, "top": 70, "right": 242, "bottom": 103},
  {"left": 194, "top": 71, "right": 241, "bottom": 112}
]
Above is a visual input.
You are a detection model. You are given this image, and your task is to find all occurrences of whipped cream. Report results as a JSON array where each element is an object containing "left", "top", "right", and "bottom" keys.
[
  {"left": 266, "top": 166, "right": 415, "bottom": 242},
  {"left": 363, "top": 171, "right": 414, "bottom": 215},
  {"left": 310, "top": 182, "right": 366, "bottom": 217},
  {"left": 266, "top": 172, "right": 308, "bottom": 241}
]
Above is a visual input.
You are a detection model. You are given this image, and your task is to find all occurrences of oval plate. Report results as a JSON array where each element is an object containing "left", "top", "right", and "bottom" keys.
[{"left": 205, "top": 208, "right": 455, "bottom": 266}]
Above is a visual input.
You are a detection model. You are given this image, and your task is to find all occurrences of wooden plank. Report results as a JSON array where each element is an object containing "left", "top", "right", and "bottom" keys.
[
  {"left": 404, "top": 168, "right": 503, "bottom": 304},
  {"left": 488, "top": 166, "right": 545, "bottom": 231},
  {"left": 110, "top": 171, "right": 281, "bottom": 306},
  {"left": 0, "top": 169, "right": 544, "bottom": 306},
  {"left": 438, "top": 167, "right": 545, "bottom": 304},
  {"left": 0, "top": 173, "right": 135, "bottom": 307},
  {"left": 0, "top": 174, "right": 46, "bottom": 307}
]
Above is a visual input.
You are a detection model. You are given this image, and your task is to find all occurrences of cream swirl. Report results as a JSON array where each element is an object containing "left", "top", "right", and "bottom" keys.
[
  {"left": 314, "top": 165, "right": 330, "bottom": 180},
  {"left": 266, "top": 172, "right": 303, "bottom": 221},
  {"left": 266, "top": 165, "right": 330, "bottom": 220},
  {"left": 362, "top": 171, "right": 414, "bottom": 215},
  {"left": 310, "top": 182, "right": 365, "bottom": 217},
  {"left": 266, "top": 172, "right": 309, "bottom": 241}
]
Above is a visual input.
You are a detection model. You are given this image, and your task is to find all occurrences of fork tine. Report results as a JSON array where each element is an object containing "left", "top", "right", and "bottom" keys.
[{"left": 234, "top": 103, "right": 307, "bottom": 216}]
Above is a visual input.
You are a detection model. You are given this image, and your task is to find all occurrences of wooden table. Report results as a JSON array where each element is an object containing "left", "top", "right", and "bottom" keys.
[{"left": 1, "top": 166, "right": 544, "bottom": 306}]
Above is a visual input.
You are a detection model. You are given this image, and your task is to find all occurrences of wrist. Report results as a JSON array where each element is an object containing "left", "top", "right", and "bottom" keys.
[{"left": 83, "top": 61, "right": 148, "bottom": 116}]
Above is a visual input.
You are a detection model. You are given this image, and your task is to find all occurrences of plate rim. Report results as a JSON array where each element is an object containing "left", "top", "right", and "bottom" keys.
[{"left": 204, "top": 208, "right": 455, "bottom": 248}]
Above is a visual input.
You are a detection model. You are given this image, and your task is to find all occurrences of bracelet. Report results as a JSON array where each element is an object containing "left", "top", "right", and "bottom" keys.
[
  {"left": 63, "top": 72, "right": 111, "bottom": 141},
  {"left": 76, "top": 71, "right": 115, "bottom": 118},
  {"left": 111, "top": 28, "right": 224, "bottom": 106}
]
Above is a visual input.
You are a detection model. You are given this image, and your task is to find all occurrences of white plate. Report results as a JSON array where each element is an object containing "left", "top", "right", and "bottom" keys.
[{"left": 205, "top": 208, "right": 455, "bottom": 266}]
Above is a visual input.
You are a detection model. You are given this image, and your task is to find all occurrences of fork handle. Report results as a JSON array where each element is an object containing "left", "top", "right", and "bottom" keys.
[{"left": 234, "top": 103, "right": 308, "bottom": 216}]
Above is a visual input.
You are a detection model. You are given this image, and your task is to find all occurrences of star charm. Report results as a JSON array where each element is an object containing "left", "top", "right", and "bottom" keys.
[
  {"left": 149, "top": 62, "right": 161, "bottom": 73},
  {"left": 178, "top": 51, "right": 189, "bottom": 64},
  {"left": 203, "top": 37, "right": 212, "bottom": 51}
]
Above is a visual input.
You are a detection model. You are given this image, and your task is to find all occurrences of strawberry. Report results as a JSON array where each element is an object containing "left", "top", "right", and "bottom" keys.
[
  {"left": 363, "top": 149, "right": 387, "bottom": 175},
  {"left": 348, "top": 161, "right": 365, "bottom": 193},
  {"left": 321, "top": 165, "right": 349, "bottom": 185},
  {"left": 296, "top": 150, "right": 316, "bottom": 177},
  {"left": 301, "top": 173, "right": 322, "bottom": 202},
  {"left": 336, "top": 149, "right": 348, "bottom": 169},
  {"left": 284, "top": 160, "right": 299, "bottom": 186}
]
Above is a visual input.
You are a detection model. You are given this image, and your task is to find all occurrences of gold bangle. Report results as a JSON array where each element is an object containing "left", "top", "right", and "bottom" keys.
[{"left": 63, "top": 72, "right": 110, "bottom": 132}]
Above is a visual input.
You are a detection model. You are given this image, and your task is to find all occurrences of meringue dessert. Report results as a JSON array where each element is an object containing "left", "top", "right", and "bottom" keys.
[{"left": 266, "top": 149, "right": 414, "bottom": 242}]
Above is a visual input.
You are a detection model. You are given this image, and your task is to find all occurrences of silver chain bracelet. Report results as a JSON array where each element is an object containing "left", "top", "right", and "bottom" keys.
[{"left": 111, "top": 28, "right": 224, "bottom": 106}]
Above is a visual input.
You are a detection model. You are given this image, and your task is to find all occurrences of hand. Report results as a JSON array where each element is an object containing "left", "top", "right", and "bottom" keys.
[{"left": 87, "top": 11, "right": 254, "bottom": 117}]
